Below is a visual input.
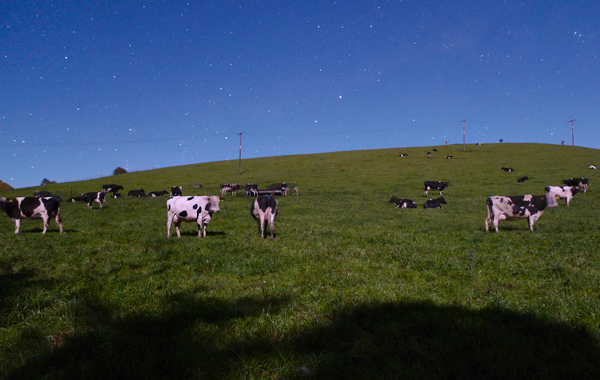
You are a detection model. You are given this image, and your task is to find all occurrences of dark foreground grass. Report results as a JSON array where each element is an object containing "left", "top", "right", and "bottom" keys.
[{"left": 1, "top": 143, "right": 600, "bottom": 379}]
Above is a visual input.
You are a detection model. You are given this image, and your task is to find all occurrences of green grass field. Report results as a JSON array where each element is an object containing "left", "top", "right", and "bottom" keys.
[{"left": 1, "top": 143, "right": 600, "bottom": 379}]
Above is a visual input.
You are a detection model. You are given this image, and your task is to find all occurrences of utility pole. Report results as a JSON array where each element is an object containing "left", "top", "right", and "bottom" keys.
[
  {"left": 461, "top": 120, "right": 466, "bottom": 151},
  {"left": 568, "top": 119, "right": 575, "bottom": 146},
  {"left": 238, "top": 132, "right": 243, "bottom": 174}
]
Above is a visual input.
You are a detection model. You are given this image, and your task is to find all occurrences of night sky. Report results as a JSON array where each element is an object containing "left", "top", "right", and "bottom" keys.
[{"left": 1, "top": 1, "right": 599, "bottom": 189}]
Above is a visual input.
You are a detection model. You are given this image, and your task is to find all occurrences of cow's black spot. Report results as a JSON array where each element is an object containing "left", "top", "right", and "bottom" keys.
[
  {"left": 179, "top": 211, "right": 188, "bottom": 218},
  {"left": 187, "top": 197, "right": 194, "bottom": 201},
  {"left": 193, "top": 204, "right": 198, "bottom": 210}
]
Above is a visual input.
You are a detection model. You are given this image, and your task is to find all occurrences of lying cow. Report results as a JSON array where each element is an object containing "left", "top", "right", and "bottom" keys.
[
  {"left": 517, "top": 176, "right": 529, "bottom": 183},
  {"left": 423, "top": 197, "right": 447, "bottom": 208},
  {"left": 424, "top": 181, "right": 449, "bottom": 195},
  {"left": 171, "top": 186, "right": 183, "bottom": 196},
  {"left": 251, "top": 195, "right": 278, "bottom": 239},
  {"left": 0, "top": 196, "right": 63, "bottom": 234},
  {"left": 501, "top": 167, "right": 515, "bottom": 172},
  {"left": 128, "top": 189, "right": 146, "bottom": 198},
  {"left": 563, "top": 178, "right": 588, "bottom": 193},
  {"left": 82, "top": 191, "right": 105, "bottom": 209},
  {"left": 148, "top": 190, "right": 168, "bottom": 197},
  {"left": 67, "top": 196, "right": 86, "bottom": 203},
  {"left": 389, "top": 196, "right": 417, "bottom": 208},
  {"left": 545, "top": 186, "right": 579, "bottom": 206},
  {"left": 166, "top": 195, "right": 221, "bottom": 238},
  {"left": 485, "top": 194, "right": 558, "bottom": 232}
]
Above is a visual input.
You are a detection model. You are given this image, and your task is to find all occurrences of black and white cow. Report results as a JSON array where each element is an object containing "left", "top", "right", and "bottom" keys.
[
  {"left": 589, "top": 165, "right": 597, "bottom": 170},
  {"left": 171, "top": 186, "right": 183, "bottom": 196},
  {"left": 251, "top": 195, "right": 278, "bottom": 239},
  {"left": 517, "top": 176, "right": 529, "bottom": 183},
  {"left": 399, "top": 153, "right": 409, "bottom": 157},
  {"left": 485, "top": 194, "right": 558, "bottom": 232},
  {"left": 82, "top": 191, "right": 105, "bottom": 209},
  {"left": 245, "top": 183, "right": 258, "bottom": 197},
  {"left": 102, "top": 184, "right": 123, "bottom": 194},
  {"left": 445, "top": 156, "right": 453, "bottom": 159},
  {"left": 389, "top": 196, "right": 417, "bottom": 208},
  {"left": 220, "top": 183, "right": 240, "bottom": 196},
  {"left": 423, "top": 197, "right": 447, "bottom": 208},
  {"left": 166, "top": 195, "right": 221, "bottom": 238},
  {"left": 545, "top": 186, "right": 579, "bottom": 206},
  {"left": 501, "top": 167, "right": 515, "bottom": 172},
  {"left": 128, "top": 189, "right": 146, "bottom": 198},
  {"left": 424, "top": 181, "right": 449, "bottom": 195},
  {"left": 0, "top": 197, "right": 63, "bottom": 234},
  {"left": 562, "top": 178, "right": 588, "bottom": 193},
  {"left": 148, "top": 190, "right": 168, "bottom": 197}
]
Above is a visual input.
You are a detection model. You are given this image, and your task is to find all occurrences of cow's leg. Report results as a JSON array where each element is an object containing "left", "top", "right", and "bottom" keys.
[
  {"left": 528, "top": 216, "right": 535, "bottom": 231},
  {"left": 485, "top": 215, "right": 491, "bottom": 232},
  {"left": 42, "top": 215, "right": 49, "bottom": 234},
  {"left": 55, "top": 214, "right": 64, "bottom": 234},
  {"left": 99, "top": 200, "right": 103, "bottom": 209},
  {"left": 269, "top": 215, "right": 275, "bottom": 239},
  {"left": 175, "top": 222, "right": 182, "bottom": 238},
  {"left": 493, "top": 216, "right": 501, "bottom": 232},
  {"left": 259, "top": 215, "right": 265, "bottom": 238},
  {"left": 14, "top": 219, "right": 21, "bottom": 234},
  {"left": 167, "top": 215, "right": 174, "bottom": 238}
]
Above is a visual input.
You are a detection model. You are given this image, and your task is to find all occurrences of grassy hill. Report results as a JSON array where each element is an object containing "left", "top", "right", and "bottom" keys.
[{"left": 1, "top": 143, "right": 600, "bottom": 379}]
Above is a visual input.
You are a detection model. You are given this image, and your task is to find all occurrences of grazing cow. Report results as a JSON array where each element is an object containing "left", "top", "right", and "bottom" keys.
[
  {"left": 82, "top": 191, "right": 105, "bottom": 209},
  {"left": 501, "top": 167, "right": 515, "bottom": 172},
  {"left": 0, "top": 197, "right": 63, "bottom": 234},
  {"left": 220, "top": 183, "right": 240, "bottom": 196},
  {"left": 166, "top": 195, "right": 221, "bottom": 238},
  {"left": 102, "top": 184, "right": 123, "bottom": 193},
  {"left": 128, "top": 189, "right": 146, "bottom": 198},
  {"left": 251, "top": 195, "right": 278, "bottom": 239},
  {"left": 192, "top": 183, "right": 203, "bottom": 189},
  {"left": 424, "top": 181, "right": 449, "bottom": 195},
  {"left": 423, "top": 197, "right": 447, "bottom": 208},
  {"left": 245, "top": 183, "right": 259, "bottom": 197},
  {"left": 171, "top": 186, "right": 183, "bottom": 196},
  {"left": 399, "top": 153, "right": 408, "bottom": 157},
  {"left": 562, "top": 178, "right": 588, "bottom": 193},
  {"left": 389, "top": 196, "right": 417, "bottom": 208},
  {"left": 445, "top": 156, "right": 453, "bottom": 159},
  {"left": 485, "top": 194, "right": 558, "bottom": 233},
  {"left": 517, "top": 176, "right": 529, "bottom": 183},
  {"left": 149, "top": 190, "right": 168, "bottom": 197},
  {"left": 545, "top": 186, "right": 579, "bottom": 206}
]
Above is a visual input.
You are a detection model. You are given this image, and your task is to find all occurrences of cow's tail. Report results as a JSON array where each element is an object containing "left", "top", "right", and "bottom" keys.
[{"left": 544, "top": 187, "right": 559, "bottom": 208}]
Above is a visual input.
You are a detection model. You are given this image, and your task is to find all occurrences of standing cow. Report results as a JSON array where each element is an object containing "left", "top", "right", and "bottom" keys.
[
  {"left": 166, "top": 195, "right": 221, "bottom": 238},
  {"left": 424, "top": 181, "right": 449, "bottom": 195},
  {"left": 545, "top": 186, "right": 579, "bottom": 206},
  {"left": 251, "top": 195, "right": 278, "bottom": 239},
  {"left": 82, "top": 191, "right": 105, "bottom": 209},
  {"left": 0, "top": 197, "right": 63, "bottom": 234},
  {"left": 485, "top": 194, "right": 558, "bottom": 232}
]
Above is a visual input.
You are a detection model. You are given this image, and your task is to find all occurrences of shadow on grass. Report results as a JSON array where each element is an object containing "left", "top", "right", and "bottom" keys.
[{"left": 6, "top": 298, "right": 600, "bottom": 379}]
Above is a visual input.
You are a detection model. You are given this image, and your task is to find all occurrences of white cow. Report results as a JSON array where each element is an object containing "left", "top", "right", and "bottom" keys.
[
  {"left": 485, "top": 194, "right": 558, "bottom": 232},
  {"left": 251, "top": 195, "right": 278, "bottom": 239},
  {"left": 166, "top": 196, "right": 221, "bottom": 238},
  {"left": 544, "top": 186, "right": 579, "bottom": 206},
  {"left": 0, "top": 196, "right": 63, "bottom": 234}
]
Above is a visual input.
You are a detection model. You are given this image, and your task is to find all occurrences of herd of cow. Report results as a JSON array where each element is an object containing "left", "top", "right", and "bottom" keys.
[
  {"left": 389, "top": 173, "right": 591, "bottom": 232},
  {"left": 0, "top": 166, "right": 593, "bottom": 236},
  {"left": 0, "top": 182, "right": 290, "bottom": 239}
]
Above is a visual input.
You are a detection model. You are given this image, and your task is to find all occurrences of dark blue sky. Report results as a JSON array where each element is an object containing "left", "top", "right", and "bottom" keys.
[{"left": 1, "top": 1, "right": 598, "bottom": 188}]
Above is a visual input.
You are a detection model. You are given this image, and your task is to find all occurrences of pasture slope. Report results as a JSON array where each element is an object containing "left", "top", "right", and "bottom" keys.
[{"left": 1, "top": 143, "right": 600, "bottom": 379}]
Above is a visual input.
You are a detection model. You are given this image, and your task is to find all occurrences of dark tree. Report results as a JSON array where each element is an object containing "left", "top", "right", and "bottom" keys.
[{"left": 113, "top": 167, "right": 128, "bottom": 175}]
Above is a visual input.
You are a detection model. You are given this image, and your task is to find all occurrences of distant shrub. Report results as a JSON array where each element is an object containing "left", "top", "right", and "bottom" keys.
[
  {"left": 41, "top": 178, "right": 57, "bottom": 186},
  {"left": 0, "top": 180, "right": 13, "bottom": 190},
  {"left": 113, "top": 167, "right": 128, "bottom": 175}
]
